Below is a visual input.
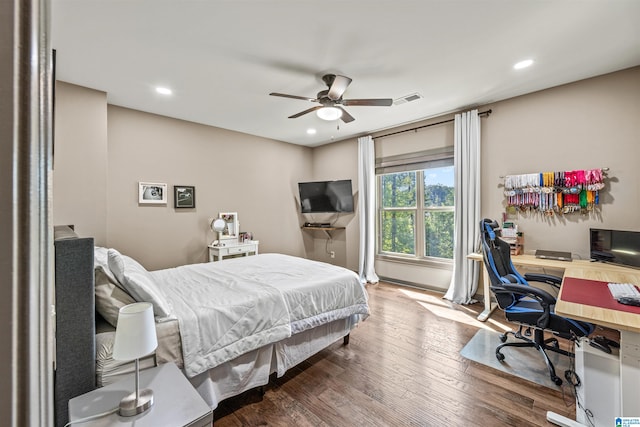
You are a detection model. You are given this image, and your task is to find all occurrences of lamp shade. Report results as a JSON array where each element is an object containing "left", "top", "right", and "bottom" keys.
[{"left": 112, "top": 302, "right": 158, "bottom": 361}]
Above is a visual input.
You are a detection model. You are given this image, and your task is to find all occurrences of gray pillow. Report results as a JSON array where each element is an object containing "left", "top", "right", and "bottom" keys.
[{"left": 95, "top": 268, "right": 136, "bottom": 327}]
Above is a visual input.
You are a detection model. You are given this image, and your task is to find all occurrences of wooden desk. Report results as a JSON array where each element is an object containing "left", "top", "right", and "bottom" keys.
[
  {"left": 470, "top": 251, "right": 640, "bottom": 423},
  {"left": 467, "top": 253, "right": 640, "bottom": 324},
  {"left": 554, "top": 265, "right": 640, "bottom": 421},
  {"left": 555, "top": 265, "right": 640, "bottom": 334}
]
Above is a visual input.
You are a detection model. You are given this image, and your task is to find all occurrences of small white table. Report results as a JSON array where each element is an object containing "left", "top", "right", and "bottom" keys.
[
  {"left": 208, "top": 240, "right": 259, "bottom": 262},
  {"left": 68, "top": 363, "right": 212, "bottom": 427}
]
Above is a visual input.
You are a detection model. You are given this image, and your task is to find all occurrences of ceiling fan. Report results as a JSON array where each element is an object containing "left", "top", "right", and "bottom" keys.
[{"left": 269, "top": 74, "right": 392, "bottom": 123}]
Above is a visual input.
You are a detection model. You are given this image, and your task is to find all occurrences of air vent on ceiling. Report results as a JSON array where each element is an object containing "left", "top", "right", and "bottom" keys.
[{"left": 394, "top": 93, "right": 423, "bottom": 106}]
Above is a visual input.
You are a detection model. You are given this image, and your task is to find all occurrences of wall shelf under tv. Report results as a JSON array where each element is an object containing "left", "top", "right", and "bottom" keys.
[
  {"left": 302, "top": 226, "right": 344, "bottom": 230},
  {"left": 301, "top": 226, "right": 345, "bottom": 239}
]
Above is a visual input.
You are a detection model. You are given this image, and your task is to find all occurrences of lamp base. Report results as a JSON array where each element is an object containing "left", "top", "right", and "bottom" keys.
[{"left": 118, "top": 388, "right": 154, "bottom": 417}]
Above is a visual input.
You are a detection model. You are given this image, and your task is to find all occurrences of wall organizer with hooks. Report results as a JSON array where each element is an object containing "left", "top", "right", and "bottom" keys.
[{"left": 502, "top": 168, "right": 609, "bottom": 215}]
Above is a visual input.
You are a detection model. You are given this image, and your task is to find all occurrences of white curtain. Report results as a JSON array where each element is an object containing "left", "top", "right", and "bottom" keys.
[
  {"left": 358, "top": 135, "right": 379, "bottom": 284},
  {"left": 444, "top": 110, "right": 481, "bottom": 304}
]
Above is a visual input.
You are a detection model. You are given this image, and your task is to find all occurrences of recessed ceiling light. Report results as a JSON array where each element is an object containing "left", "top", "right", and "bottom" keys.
[
  {"left": 156, "top": 87, "right": 172, "bottom": 95},
  {"left": 513, "top": 59, "right": 534, "bottom": 70},
  {"left": 306, "top": 128, "right": 317, "bottom": 135}
]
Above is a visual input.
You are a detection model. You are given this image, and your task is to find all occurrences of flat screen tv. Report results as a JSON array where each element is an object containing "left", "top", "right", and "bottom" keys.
[
  {"left": 590, "top": 228, "right": 640, "bottom": 269},
  {"left": 298, "top": 180, "right": 354, "bottom": 213}
]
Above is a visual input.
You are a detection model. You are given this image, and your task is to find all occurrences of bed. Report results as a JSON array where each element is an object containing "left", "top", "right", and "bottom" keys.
[{"left": 91, "top": 246, "right": 370, "bottom": 409}]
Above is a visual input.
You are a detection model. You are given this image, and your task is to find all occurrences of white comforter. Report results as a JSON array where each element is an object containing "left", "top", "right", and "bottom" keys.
[{"left": 152, "top": 253, "right": 369, "bottom": 377}]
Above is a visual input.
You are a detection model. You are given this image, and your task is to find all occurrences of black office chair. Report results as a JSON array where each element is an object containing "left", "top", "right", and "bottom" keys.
[{"left": 479, "top": 218, "right": 595, "bottom": 385}]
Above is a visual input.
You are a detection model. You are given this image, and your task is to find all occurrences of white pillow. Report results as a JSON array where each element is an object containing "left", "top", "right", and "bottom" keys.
[
  {"left": 107, "top": 248, "right": 172, "bottom": 318},
  {"left": 94, "top": 246, "right": 122, "bottom": 287}
]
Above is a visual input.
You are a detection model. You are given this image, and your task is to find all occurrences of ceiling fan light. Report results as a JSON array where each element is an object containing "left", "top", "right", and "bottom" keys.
[{"left": 316, "top": 107, "right": 342, "bottom": 121}]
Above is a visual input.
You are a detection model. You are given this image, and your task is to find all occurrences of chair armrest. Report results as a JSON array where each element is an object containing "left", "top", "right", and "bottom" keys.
[
  {"left": 491, "top": 283, "right": 556, "bottom": 328},
  {"left": 495, "top": 283, "right": 557, "bottom": 305},
  {"left": 523, "top": 273, "right": 562, "bottom": 289}
]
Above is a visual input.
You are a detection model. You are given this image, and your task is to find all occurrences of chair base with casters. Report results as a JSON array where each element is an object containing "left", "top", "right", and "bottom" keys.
[
  {"left": 496, "top": 325, "right": 572, "bottom": 386},
  {"left": 480, "top": 218, "right": 595, "bottom": 386}
]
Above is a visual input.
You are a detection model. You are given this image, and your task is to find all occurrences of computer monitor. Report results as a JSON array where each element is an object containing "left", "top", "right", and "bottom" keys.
[{"left": 590, "top": 228, "right": 640, "bottom": 269}]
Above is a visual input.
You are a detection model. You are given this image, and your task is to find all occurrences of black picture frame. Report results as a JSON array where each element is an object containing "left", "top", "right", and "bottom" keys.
[{"left": 174, "top": 185, "right": 195, "bottom": 208}]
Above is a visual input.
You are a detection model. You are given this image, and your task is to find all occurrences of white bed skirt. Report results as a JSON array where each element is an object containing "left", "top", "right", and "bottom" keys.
[{"left": 186, "top": 316, "right": 356, "bottom": 409}]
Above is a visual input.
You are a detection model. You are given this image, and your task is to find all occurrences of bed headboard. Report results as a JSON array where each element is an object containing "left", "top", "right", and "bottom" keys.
[{"left": 54, "top": 225, "right": 95, "bottom": 427}]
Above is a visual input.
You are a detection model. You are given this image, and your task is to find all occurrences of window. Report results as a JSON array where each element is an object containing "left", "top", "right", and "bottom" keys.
[{"left": 377, "top": 150, "right": 454, "bottom": 262}]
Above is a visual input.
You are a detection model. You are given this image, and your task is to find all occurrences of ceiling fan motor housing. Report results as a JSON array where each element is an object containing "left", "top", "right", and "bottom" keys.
[
  {"left": 316, "top": 89, "right": 334, "bottom": 105},
  {"left": 322, "top": 74, "right": 337, "bottom": 87}
]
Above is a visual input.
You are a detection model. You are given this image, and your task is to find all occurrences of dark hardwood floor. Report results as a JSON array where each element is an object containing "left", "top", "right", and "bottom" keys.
[{"left": 213, "top": 281, "right": 581, "bottom": 426}]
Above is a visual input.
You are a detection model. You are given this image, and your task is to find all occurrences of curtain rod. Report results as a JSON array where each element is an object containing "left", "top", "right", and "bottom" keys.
[{"left": 375, "top": 109, "right": 492, "bottom": 139}]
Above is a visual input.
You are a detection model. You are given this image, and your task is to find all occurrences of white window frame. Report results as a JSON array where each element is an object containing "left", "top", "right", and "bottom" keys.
[{"left": 376, "top": 148, "right": 454, "bottom": 266}]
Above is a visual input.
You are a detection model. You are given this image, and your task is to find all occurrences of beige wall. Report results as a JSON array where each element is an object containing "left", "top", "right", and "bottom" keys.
[
  {"left": 53, "top": 66, "right": 640, "bottom": 286},
  {"left": 106, "top": 106, "right": 312, "bottom": 269},
  {"left": 53, "top": 82, "right": 314, "bottom": 270},
  {"left": 481, "top": 67, "right": 640, "bottom": 258},
  {"left": 53, "top": 82, "right": 108, "bottom": 245},
  {"left": 304, "top": 139, "right": 360, "bottom": 269},
  {"left": 312, "top": 66, "right": 640, "bottom": 291}
]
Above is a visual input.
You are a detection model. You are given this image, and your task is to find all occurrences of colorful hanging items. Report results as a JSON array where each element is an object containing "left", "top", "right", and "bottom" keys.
[{"left": 503, "top": 168, "right": 606, "bottom": 215}]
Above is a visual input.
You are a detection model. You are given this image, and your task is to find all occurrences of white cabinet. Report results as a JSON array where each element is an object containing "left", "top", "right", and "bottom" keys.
[{"left": 208, "top": 241, "right": 259, "bottom": 262}]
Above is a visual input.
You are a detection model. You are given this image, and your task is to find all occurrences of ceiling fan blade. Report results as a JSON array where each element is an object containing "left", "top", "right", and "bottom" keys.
[
  {"left": 288, "top": 105, "right": 323, "bottom": 119},
  {"left": 270, "top": 92, "right": 317, "bottom": 102},
  {"left": 341, "top": 98, "right": 393, "bottom": 106},
  {"left": 337, "top": 107, "right": 355, "bottom": 123},
  {"left": 327, "top": 75, "right": 352, "bottom": 101}
]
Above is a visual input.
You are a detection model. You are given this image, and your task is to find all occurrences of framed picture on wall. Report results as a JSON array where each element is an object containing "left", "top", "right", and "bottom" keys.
[
  {"left": 174, "top": 185, "right": 195, "bottom": 208},
  {"left": 138, "top": 182, "right": 167, "bottom": 204}
]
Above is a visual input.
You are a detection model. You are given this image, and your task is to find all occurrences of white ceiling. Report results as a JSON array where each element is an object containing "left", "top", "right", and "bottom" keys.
[{"left": 51, "top": 0, "right": 640, "bottom": 147}]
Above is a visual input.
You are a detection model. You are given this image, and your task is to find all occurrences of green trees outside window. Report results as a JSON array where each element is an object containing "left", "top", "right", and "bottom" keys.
[
  {"left": 424, "top": 211, "right": 454, "bottom": 258},
  {"left": 380, "top": 172, "right": 416, "bottom": 254},
  {"left": 379, "top": 165, "right": 454, "bottom": 260}
]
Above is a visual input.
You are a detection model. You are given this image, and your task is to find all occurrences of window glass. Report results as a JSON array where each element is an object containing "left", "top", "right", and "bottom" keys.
[
  {"left": 423, "top": 165, "right": 454, "bottom": 207},
  {"left": 381, "top": 172, "right": 416, "bottom": 208},
  {"left": 424, "top": 211, "right": 454, "bottom": 259},
  {"left": 381, "top": 211, "right": 415, "bottom": 254}
]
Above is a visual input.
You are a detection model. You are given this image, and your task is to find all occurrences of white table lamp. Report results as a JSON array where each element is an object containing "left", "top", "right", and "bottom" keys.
[{"left": 112, "top": 302, "right": 158, "bottom": 416}]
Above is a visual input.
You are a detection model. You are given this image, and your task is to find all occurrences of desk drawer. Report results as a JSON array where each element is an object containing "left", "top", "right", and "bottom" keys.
[
  {"left": 227, "top": 246, "right": 251, "bottom": 255},
  {"left": 208, "top": 242, "right": 258, "bottom": 261}
]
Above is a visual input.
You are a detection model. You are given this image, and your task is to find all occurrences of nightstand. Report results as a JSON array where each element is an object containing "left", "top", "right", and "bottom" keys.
[
  {"left": 208, "top": 240, "right": 259, "bottom": 262},
  {"left": 68, "top": 363, "right": 212, "bottom": 427}
]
